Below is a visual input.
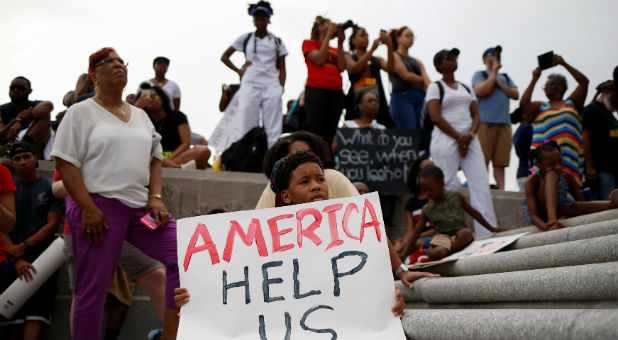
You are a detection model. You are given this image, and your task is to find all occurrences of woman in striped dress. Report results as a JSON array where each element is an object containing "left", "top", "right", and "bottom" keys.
[{"left": 520, "top": 55, "right": 589, "bottom": 185}]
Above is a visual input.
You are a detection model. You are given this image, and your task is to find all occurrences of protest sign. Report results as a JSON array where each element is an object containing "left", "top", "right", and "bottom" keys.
[
  {"left": 176, "top": 192, "right": 405, "bottom": 339},
  {"left": 408, "top": 232, "right": 529, "bottom": 269},
  {"left": 336, "top": 129, "right": 418, "bottom": 195}
]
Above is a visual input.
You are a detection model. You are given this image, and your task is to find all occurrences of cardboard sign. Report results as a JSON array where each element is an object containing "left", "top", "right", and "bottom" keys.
[
  {"left": 336, "top": 129, "right": 418, "bottom": 195},
  {"left": 408, "top": 232, "right": 529, "bottom": 269},
  {"left": 176, "top": 192, "right": 405, "bottom": 339}
]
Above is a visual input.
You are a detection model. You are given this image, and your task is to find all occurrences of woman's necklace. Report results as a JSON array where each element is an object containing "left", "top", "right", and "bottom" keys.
[{"left": 95, "top": 97, "right": 129, "bottom": 119}]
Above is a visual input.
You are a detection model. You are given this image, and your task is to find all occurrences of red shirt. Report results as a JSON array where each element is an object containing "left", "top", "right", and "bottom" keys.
[
  {"left": 302, "top": 40, "right": 342, "bottom": 90},
  {"left": 0, "top": 164, "right": 17, "bottom": 262}
]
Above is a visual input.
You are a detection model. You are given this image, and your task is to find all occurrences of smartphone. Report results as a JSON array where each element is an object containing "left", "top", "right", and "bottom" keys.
[
  {"left": 538, "top": 51, "right": 554, "bottom": 70},
  {"left": 140, "top": 212, "right": 161, "bottom": 231}
]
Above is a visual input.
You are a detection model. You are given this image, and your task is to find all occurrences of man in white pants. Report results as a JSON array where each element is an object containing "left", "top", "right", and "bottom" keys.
[
  {"left": 426, "top": 48, "right": 498, "bottom": 237},
  {"left": 220, "top": 1, "right": 287, "bottom": 148}
]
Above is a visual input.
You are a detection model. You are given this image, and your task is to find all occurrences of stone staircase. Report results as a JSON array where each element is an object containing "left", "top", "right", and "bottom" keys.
[{"left": 399, "top": 209, "right": 618, "bottom": 340}]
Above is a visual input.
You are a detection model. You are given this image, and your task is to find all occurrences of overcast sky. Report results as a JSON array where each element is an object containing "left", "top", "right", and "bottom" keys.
[{"left": 1, "top": 0, "right": 616, "bottom": 191}]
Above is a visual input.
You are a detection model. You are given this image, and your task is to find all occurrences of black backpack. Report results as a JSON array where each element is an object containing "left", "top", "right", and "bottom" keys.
[
  {"left": 419, "top": 81, "right": 471, "bottom": 152},
  {"left": 221, "top": 126, "right": 268, "bottom": 173}
]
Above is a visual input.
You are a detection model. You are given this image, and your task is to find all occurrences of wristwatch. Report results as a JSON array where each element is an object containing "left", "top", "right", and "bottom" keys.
[
  {"left": 149, "top": 193, "right": 163, "bottom": 200},
  {"left": 23, "top": 240, "right": 31, "bottom": 249},
  {"left": 395, "top": 263, "right": 408, "bottom": 276}
]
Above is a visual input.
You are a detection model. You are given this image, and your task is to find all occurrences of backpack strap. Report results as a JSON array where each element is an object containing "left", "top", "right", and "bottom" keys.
[
  {"left": 436, "top": 81, "right": 445, "bottom": 104},
  {"left": 458, "top": 82, "right": 471, "bottom": 94},
  {"left": 482, "top": 70, "right": 489, "bottom": 80},
  {"left": 242, "top": 32, "right": 253, "bottom": 55}
]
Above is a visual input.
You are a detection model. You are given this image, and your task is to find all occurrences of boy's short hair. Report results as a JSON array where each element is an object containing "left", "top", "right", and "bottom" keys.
[
  {"left": 153, "top": 56, "right": 170, "bottom": 66},
  {"left": 420, "top": 165, "right": 444, "bottom": 182},
  {"left": 274, "top": 151, "right": 323, "bottom": 192}
]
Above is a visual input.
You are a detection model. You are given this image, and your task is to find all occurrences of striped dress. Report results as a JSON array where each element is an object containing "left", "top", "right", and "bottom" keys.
[{"left": 531, "top": 98, "right": 584, "bottom": 185}]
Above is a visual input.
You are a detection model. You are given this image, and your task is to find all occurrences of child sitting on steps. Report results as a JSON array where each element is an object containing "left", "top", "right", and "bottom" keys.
[
  {"left": 401, "top": 165, "right": 504, "bottom": 261},
  {"left": 524, "top": 140, "right": 618, "bottom": 231}
]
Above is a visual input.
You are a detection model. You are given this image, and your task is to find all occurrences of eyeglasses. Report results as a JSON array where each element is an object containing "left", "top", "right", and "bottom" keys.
[
  {"left": 96, "top": 57, "right": 128, "bottom": 67},
  {"left": 9, "top": 84, "right": 27, "bottom": 91}
]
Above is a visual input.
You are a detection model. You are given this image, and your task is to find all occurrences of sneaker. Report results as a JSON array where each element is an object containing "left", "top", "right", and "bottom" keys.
[
  {"left": 148, "top": 329, "right": 163, "bottom": 340},
  {"left": 181, "top": 159, "right": 196, "bottom": 169},
  {"left": 418, "top": 255, "right": 432, "bottom": 263},
  {"left": 406, "top": 247, "right": 425, "bottom": 265}
]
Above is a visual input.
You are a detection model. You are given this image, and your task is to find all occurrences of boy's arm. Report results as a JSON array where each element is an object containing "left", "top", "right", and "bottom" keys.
[
  {"left": 402, "top": 212, "right": 427, "bottom": 256},
  {"left": 7, "top": 210, "right": 62, "bottom": 260},
  {"left": 461, "top": 195, "right": 504, "bottom": 232}
]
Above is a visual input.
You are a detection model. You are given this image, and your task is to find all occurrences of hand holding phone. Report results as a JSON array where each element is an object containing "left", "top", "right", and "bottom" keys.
[
  {"left": 538, "top": 51, "right": 554, "bottom": 70},
  {"left": 140, "top": 212, "right": 161, "bottom": 231}
]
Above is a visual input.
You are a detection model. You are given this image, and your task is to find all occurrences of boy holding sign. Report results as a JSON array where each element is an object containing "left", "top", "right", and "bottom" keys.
[
  {"left": 174, "top": 151, "right": 408, "bottom": 339},
  {"left": 403, "top": 165, "right": 504, "bottom": 261}
]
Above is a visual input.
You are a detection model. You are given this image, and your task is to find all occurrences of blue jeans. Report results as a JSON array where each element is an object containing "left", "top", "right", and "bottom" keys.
[
  {"left": 389, "top": 90, "right": 425, "bottom": 131},
  {"left": 591, "top": 171, "right": 617, "bottom": 200}
]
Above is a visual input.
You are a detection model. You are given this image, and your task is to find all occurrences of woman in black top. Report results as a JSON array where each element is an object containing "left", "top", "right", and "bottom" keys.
[
  {"left": 388, "top": 26, "right": 431, "bottom": 133},
  {"left": 135, "top": 85, "right": 211, "bottom": 169},
  {"left": 345, "top": 26, "right": 395, "bottom": 128}
]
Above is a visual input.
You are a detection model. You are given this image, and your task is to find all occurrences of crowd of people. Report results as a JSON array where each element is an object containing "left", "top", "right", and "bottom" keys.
[{"left": 1, "top": 1, "right": 618, "bottom": 339}]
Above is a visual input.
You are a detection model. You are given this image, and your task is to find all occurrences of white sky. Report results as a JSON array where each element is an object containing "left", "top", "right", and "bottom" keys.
[{"left": 1, "top": 0, "right": 617, "bottom": 191}]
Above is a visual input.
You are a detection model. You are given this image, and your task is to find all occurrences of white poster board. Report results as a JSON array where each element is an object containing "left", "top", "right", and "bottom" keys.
[
  {"left": 176, "top": 192, "right": 405, "bottom": 339},
  {"left": 408, "top": 232, "right": 529, "bottom": 269}
]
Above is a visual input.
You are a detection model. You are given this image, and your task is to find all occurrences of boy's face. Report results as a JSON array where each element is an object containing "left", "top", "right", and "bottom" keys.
[
  {"left": 538, "top": 149, "right": 563, "bottom": 174},
  {"left": 11, "top": 151, "right": 37, "bottom": 177},
  {"left": 419, "top": 177, "right": 444, "bottom": 201},
  {"left": 281, "top": 162, "right": 328, "bottom": 205}
]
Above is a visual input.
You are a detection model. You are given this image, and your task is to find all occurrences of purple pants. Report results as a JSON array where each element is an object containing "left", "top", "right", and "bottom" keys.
[{"left": 66, "top": 194, "right": 179, "bottom": 340}]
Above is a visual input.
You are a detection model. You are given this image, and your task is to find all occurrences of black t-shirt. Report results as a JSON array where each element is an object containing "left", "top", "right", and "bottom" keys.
[
  {"left": 0, "top": 100, "right": 41, "bottom": 125},
  {"left": 583, "top": 101, "right": 618, "bottom": 173},
  {"left": 150, "top": 110, "right": 189, "bottom": 152},
  {"left": 11, "top": 177, "right": 64, "bottom": 244}
]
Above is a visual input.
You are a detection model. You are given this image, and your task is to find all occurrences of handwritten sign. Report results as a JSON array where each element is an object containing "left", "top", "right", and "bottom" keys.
[
  {"left": 408, "top": 232, "right": 529, "bottom": 269},
  {"left": 176, "top": 192, "right": 404, "bottom": 339},
  {"left": 336, "top": 129, "right": 418, "bottom": 195}
]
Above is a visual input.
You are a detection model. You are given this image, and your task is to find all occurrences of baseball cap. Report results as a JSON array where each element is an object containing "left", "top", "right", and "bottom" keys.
[
  {"left": 9, "top": 141, "right": 35, "bottom": 158},
  {"left": 433, "top": 48, "right": 460, "bottom": 71},
  {"left": 483, "top": 45, "right": 502, "bottom": 58}
]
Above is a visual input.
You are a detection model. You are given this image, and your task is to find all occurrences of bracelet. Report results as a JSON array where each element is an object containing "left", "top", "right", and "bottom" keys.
[
  {"left": 395, "top": 263, "right": 408, "bottom": 276},
  {"left": 149, "top": 193, "right": 162, "bottom": 200}
]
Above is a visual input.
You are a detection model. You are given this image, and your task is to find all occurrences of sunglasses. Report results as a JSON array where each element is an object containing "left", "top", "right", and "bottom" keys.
[
  {"left": 97, "top": 57, "right": 128, "bottom": 67},
  {"left": 9, "top": 84, "right": 28, "bottom": 91}
]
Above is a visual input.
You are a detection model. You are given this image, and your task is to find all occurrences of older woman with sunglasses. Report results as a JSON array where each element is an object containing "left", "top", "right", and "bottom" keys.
[
  {"left": 520, "top": 55, "right": 589, "bottom": 185},
  {"left": 52, "top": 47, "right": 179, "bottom": 340}
]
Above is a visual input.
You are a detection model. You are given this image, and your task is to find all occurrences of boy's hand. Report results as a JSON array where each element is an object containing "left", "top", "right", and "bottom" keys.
[
  {"left": 546, "top": 221, "right": 565, "bottom": 231},
  {"left": 398, "top": 271, "right": 440, "bottom": 289},
  {"left": 391, "top": 289, "right": 405, "bottom": 318},
  {"left": 15, "top": 258, "right": 36, "bottom": 282},
  {"left": 174, "top": 287, "right": 190, "bottom": 309}
]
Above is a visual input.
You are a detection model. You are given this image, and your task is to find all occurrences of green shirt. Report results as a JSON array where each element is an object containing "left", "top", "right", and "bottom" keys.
[{"left": 422, "top": 191, "right": 467, "bottom": 236}]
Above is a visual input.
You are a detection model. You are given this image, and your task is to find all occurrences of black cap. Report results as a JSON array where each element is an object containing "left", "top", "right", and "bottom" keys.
[
  {"left": 433, "top": 48, "right": 460, "bottom": 71},
  {"left": 483, "top": 45, "right": 502, "bottom": 58},
  {"left": 9, "top": 141, "right": 35, "bottom": 158}
]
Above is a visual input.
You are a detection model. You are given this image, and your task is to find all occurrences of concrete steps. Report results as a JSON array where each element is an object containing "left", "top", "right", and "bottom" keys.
[
  {"left": 402, "top": 309, "right": 618, "bottom": 340},
  {"left": 400, "top": 210, "right": 618, "bottom": 339}
]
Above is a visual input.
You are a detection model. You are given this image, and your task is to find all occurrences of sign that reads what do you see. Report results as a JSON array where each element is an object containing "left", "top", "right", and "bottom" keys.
[
  {"left": 336, "top": 129, "right": 418, "bottom": 195},
  {"left": 177, "top": 193, "right": 405, "bottom": 339}
]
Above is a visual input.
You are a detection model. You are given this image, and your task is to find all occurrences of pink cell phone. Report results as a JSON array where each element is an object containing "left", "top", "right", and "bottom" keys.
[{"left": 140, "top": 213, "right": 161, "bottom": 231}]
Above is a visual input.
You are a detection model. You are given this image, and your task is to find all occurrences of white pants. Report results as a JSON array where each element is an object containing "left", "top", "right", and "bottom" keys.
[
  {"left": 209, "top": 83, "right": 283, "bottom": 151},
  {"left": 430, "top": 132, "right": 498, "bottom": 237}
]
